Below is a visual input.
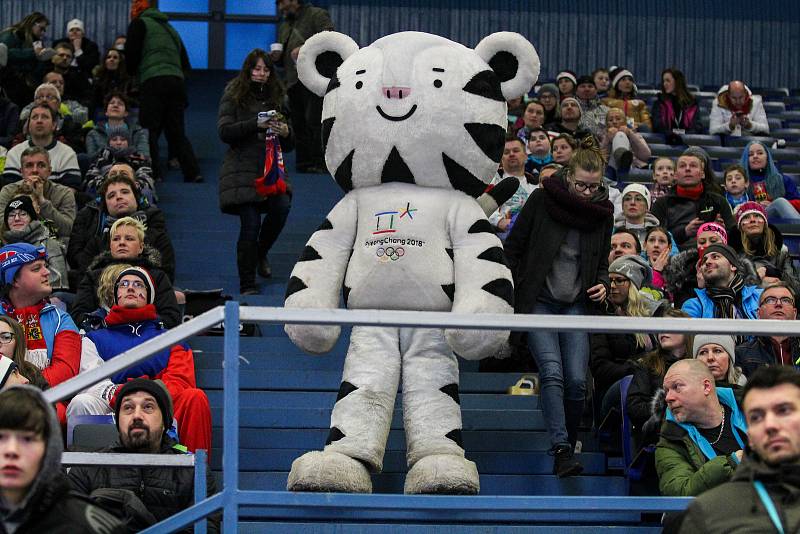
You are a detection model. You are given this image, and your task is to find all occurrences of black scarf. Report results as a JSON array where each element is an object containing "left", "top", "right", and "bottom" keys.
[
  {"left": 542, "top": 171, "right": 613, "bottom": 230},
  {"left": 706, "top": 274, "right": 747, "bottom": 342}
]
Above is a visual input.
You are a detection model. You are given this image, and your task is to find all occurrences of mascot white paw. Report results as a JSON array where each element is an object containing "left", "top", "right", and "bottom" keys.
[
  {"left": 285, "top": 29, "right": 539, "bottom": 494},
  {"left": 404, "top": 454, "right": 480, "bottom": 495},
  {"left": 287, "top": 450, "right": 372, "bottom": 493}
]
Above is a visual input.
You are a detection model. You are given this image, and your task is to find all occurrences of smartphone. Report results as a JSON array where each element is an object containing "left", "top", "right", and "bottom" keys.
[{"left": 258, "top": 110, "right": 278, "bottom": 121}]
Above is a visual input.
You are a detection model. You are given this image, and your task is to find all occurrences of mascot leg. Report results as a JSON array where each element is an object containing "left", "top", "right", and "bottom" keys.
[
  {"left": 400, "top": 328, "right": 479, "bottom": 495},
  {"left": 287, "top": 326, "right": 401, "bottom": 493}
]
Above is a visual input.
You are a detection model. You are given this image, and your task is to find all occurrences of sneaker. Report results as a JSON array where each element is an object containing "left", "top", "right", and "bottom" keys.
[
  {"left": 551, "top": 444, "right": 583, "bottom": 478},
  {"left": 613, "top": 147, "right": 633, "bottom": 173}
]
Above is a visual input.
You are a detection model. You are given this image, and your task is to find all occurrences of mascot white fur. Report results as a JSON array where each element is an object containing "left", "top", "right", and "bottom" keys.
[{"left": 284, "top": 30, "right": 539, "bottom": 494}]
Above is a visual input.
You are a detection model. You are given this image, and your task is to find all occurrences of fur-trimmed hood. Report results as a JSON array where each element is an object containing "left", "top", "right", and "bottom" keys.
[
  {"left": 664, "top": 247, "right": 760, "bottom": 296},
  {"left": 88, "top": 244, "right": 163, "bottom": 273}
]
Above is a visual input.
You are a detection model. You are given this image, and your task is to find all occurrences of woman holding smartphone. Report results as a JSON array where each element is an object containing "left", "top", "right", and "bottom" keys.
[{"left": 218, "top": 49, "right": 294, "bottom": 294}]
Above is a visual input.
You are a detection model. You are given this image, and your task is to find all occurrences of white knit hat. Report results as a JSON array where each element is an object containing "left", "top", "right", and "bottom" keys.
[
  {"left": 622, "top": 183, "right": 652, "bottom": 209},
  {"left": 556, "top": 71, "right": 577, "bottom": 86},
  {"left": 0, "top": 357, "right": 18, "bottom": 388},
  {"left": 67, "top": 19, "right": 84, "bottom": 33}
]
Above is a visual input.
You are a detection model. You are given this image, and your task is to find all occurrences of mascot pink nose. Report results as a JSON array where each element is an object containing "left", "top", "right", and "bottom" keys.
[{"left": 383, "top": 86, "right": 412, "bottom": 99}]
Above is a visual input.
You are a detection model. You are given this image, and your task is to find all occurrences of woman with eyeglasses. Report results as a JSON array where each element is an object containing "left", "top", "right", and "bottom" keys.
[
  {"left": 590, "top": 255, "right": 667, "bottom": 421},
  {"left": 219, "top": 48, "right": 294, "bottom": 295},
  {"left": 70, "top": 216, "right": 180, "bottom": 330},
  {"left": 0, "top": 12, "right": 56, "bottom": 107},
  {"left": 505, "top": 138, "right": 614, "bottom": 477},
  {"left": 0, "top": 195, "right": 67, "bottom": 290},
  {"left": 0, "top": 316, "right": 48, "bottom": 390}
]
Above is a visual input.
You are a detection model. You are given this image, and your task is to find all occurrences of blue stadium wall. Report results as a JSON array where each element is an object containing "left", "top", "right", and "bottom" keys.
[{"left": 3, "top": 0, "right": 799, "bottom": 88}]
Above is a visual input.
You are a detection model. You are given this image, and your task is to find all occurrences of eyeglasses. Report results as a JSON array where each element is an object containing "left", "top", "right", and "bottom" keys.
[
  {"left": 35, "top": 94, "right": 59, "bottom": 101},
  {"left": 118, "top": 280, "right": 145, "bottom": 289},
  {"left": 573, "top": 181, "right": 605, "bottom": 193},
  {"left": 609, "top": 278, "right": 630, "bottom": 286},
  {"left": 0, "top": 332, "right": 15, "bottom": 345},
  {"left": 7, "top": 210, "right": 30, "bottom": 220},
  {"left": 762, "top": 296, "right": 795, "bottom": 307}
]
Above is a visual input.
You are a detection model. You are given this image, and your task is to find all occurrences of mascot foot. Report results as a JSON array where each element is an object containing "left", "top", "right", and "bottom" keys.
[
  {"left": 404, "top": 454, "right": 480, "bottom": 495},
  {"left": 287, "top": 450, "right": 372, "bottom": 493}
]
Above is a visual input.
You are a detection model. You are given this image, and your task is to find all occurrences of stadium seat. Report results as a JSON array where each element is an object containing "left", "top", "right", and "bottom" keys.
[
  {"left": 768, "top": 117, "right": 784, "bottom": 131},
  {"left": 640, "top": 132, "right": 665, "bottom": 144},
  {"left": 647, "top": 144, "right": 684, "bottom": 158},
  {"left": 624, "top": 167, "right": 652, "bottom": 183},
  {"left": 68, "top": 415, "right": 116, "bottom": 448},
  {"left": 704, "top": 146, "right": 742, "bottom": 159},
  {"left": 764, "top": 101, "right": 786, "bottom": 114},
  {"left": 756, "top": 87, "right": 790, "bottom": 98},
  {"left": 774, "top": 149, "right": 800, "bottom": 162},
  {"left": 773, "top": 128, "right": 800, "bottom": 139},
  {"left": 680, "top": 134, "right": 721, "bottom": 147},
  {"left": 725, "top": 136, "right": 776, "bottom": 148}
]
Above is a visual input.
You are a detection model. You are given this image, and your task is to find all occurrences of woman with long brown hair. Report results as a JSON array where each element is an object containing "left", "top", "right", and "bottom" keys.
[
  {"left": 0, "top": 12, "right": 55, "bottom": 106},
  {"left": 218, "top": 48, "right": 294, "bottom": 294},
  {"left": 505, "top": 138, "right": 614, "bottom": 477},
  {"left": 651, "top": 68, "right": 701, "bottom": 136}
]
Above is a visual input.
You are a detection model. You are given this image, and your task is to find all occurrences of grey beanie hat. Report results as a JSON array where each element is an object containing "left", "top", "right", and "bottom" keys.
[
  {"left": 538, "top": 83, "right": 559, "bottom": 97},
  {"left": 608, "top": 254, "right": 652, "bottom": 289},
  {"left": 693, "top": 335, "right": 736, "bottom": 363}
]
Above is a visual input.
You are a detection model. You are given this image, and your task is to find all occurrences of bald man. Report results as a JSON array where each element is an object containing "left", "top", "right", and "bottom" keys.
[
  {"left": 655, "top": 359, "right": 747, "bottom": 496},
  {"left": 709, "top": 80, "right": 769, "bottom": 136}
]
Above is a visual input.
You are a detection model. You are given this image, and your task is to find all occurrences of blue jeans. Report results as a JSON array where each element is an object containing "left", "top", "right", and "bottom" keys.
[
  {"left": 527, "top": 298, "right": 590, "bottom": 448},
  {"left": 237, "top": 195, "right": 291, "bottom": 250},
  {"left": 766, "top": 197, "right": 800, "bottom": 222}
]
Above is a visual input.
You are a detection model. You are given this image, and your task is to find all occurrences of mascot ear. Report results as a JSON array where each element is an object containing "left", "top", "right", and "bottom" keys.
[
  {"left": 474, "top": 32, "right": 540, "bottom": 100},
  {"left": 297, "top": 31, "right": 360, "bottom": 97}
]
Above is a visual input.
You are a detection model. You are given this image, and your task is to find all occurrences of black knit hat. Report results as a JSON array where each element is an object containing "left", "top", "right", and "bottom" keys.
[
  {"left": 4, "top": 196, "right": 38, "bottom": 225},
  {"left": 576, "top": 75, "right": 595, "bottom": 87},
  {"left": 701, "top": 243, "right": 741, "bottom": 271},
  {"left": 114, "top": 378, "right": 173, "bottom": 434}
]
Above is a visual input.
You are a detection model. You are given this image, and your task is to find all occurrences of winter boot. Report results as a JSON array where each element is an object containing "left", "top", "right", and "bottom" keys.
[
  {"left": 237, "top": 240, "right": 260, "bottom": 295},
  {"left": 551, "top": 444, "right": 583, "bottom": 478}
]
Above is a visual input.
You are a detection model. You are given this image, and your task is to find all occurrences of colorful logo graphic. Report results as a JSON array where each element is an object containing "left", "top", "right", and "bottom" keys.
[{"left": 373, "top": 202, "right": 418, "bottom": 235}]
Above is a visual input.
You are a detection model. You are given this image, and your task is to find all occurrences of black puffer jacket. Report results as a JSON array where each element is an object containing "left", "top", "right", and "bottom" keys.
[
  {"left": 71, "top": 246, "right": 180, "bottom": 329},
  {"left": 68, "top": 202, "right": 175, "bottom": 283},
  {"left": 217, "top": 83, "right": 294, "bottom": 214},
  {"left": 590, "top": 330, "right": 657, "bottom": 397},
  {"left": 67, "top": 437, "right": 219, "bottom": 534}
]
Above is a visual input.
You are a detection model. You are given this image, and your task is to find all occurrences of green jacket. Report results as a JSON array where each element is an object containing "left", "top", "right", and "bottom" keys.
[
  {"left": 138, "top": 8, "right": 185, "bottom": 83},
  {"left": 655, "top": 388, "right": 747, "bottom": 496},
  {"left": 679, "top": 455, "right": 800, "bottom": 533},
  {"left": 276, "top": 3, "right": 334, "bottom": 87}
]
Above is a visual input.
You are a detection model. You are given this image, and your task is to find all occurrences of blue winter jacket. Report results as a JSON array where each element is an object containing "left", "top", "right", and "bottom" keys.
[{"left": 681, "top": 285, "right": 763, "bottom": 319}]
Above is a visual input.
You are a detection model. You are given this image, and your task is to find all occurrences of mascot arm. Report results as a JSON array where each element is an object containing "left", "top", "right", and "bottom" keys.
[
  {"left": 445, "top": 197, "right": 513, "bottom": 360},
  {"left": 284, "top": 193, "right": 357, "bottom": 354}
]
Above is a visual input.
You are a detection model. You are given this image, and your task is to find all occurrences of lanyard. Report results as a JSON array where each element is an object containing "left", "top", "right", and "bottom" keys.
[{"left": 754, "top": 481, "right": 785, "bottom": 534}]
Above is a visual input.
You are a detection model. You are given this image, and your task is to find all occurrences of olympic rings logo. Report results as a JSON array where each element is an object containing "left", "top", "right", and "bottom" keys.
[{"left": 376, "top": 246, "right": 405, "bottom": 261}]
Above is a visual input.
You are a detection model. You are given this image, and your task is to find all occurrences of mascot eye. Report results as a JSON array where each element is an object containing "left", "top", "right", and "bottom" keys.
[
  {"left": 355, "top": 81, "right": 363, "bottom": 89},
  {"left": 433, "top": 79, "right": 442, "bottom": 88}
]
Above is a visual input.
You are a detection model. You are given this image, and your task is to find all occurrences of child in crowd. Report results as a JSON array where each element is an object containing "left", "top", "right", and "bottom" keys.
[
  {"left": 723, "top": 164, "right": 751, "bottom": 212},
  {"left": 525, "top": 127, "right": 553, "bottom": 175},
  {"left": 649, "top": 157, "right": 675, "bottom": 202}
]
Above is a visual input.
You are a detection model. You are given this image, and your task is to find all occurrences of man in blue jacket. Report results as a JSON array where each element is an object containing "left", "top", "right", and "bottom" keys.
[{"left": 682, "top": 243, "right": 762, "bottom": 321}]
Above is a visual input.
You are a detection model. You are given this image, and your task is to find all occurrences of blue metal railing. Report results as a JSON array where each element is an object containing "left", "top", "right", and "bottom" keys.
[{"left": 46, "top": 302, "right": 800, "bottom": 532}]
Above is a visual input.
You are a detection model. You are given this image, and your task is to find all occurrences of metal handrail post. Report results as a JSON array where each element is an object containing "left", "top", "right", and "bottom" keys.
[
  {"left": 222, "top": 301, "right": 240, "bottom": 533},
  {"left": 194, "top": 449, "right": 207, "bottom": 534}
]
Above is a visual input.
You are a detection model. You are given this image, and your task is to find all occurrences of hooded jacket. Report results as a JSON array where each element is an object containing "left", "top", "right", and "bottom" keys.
[
  {"left": 650, "top": 187, "right": 735, "bottom": 248},
  {"left": 2, "top": 220, "right": 68, "bottom": 289},
  {"left": 0, "top": 387, "right": 124, "bottom": 534},
  {"left": 678, "top": 453, "right": 800, "bottom": 533},
  {"left": 85, "top": 121, "right": 150, "bottom": 159},
  {"left": 67, "top": 435, "right": 219, "bottom": 534},
  {"left": 655, "top": 387, "right": 746, "bottom": 496},
  {"left": 67, "top": 202, "right": 175, "bottom": 283},
  {"left": 71, "top": 246, "right": 180, "bottom": 329},
  {"left": 217, "top": 83, "right": 294, "bottom": 213},
  {"left": 709, "top": 86, "right": 769, "bottom": 136}
]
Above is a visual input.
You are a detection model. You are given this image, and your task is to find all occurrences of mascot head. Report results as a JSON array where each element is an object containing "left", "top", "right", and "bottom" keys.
[{"left": 297, "top": 31, "right": 539, "bottom": 195}]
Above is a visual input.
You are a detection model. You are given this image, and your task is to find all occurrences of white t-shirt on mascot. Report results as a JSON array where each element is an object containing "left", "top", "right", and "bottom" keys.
[{"left": 284, "top": 30, "right": 539, "bottom": 496}]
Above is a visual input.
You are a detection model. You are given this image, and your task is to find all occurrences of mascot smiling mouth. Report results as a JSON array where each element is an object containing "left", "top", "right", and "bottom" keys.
[{"left": 376, "top": 104, "right": 418, "bottom": 122}]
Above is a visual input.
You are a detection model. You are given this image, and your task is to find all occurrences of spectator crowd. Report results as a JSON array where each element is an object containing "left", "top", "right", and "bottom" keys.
[{"left": 0, "top": 1, "right": 800, "bottom": 532}]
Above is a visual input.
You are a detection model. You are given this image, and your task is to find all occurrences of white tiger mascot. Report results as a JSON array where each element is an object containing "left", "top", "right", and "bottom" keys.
[{"left": 285, "top": 30, "right": 539, "bottom": 495}]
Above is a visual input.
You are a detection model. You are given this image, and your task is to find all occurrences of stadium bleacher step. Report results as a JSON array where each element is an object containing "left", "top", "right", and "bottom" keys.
[{"left": 238, "top": 524, "right": 660, "bottom": 534}]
